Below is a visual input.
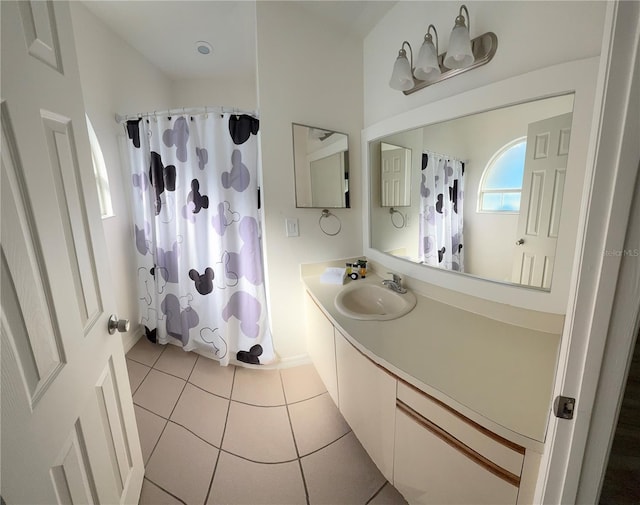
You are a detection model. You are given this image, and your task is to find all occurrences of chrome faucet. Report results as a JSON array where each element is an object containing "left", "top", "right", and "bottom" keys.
[{"left": 382, "top": 272, "right": 407, "bottom": 294}]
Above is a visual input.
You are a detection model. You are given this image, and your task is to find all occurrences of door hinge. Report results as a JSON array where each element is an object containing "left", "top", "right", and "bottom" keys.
[{"left": 553, "top": 395, "right": 576, "bottom": 419}]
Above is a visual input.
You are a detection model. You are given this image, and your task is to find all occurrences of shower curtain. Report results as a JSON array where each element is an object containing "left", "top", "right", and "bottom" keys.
[
  {"left": 418, "top": 151, "right": 465, "bottom": 272},
  {"left": 125, "top": 110, "right": 275, "bottom": 366}
]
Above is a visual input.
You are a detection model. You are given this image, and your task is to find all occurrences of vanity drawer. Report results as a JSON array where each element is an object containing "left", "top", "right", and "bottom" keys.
[{"left": 396, "top": 382, "right": 525, "bottom": 479}]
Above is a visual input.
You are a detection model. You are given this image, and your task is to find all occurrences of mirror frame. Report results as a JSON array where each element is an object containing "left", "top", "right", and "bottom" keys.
[{"left": 362, "top": 57, "right": 600, "bottom": 314}]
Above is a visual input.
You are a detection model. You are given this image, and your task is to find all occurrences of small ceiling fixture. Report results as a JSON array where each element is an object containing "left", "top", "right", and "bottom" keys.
[
  {"left": 195, "top": 41, "right": 213, "bottom": 55},
  {"left": 389, "top": 4, "right": 498, "bottom": 95}
]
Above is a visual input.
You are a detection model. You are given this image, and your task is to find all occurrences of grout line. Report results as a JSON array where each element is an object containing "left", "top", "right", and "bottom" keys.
[
  {"left": 299, "top": 429, "right": 353, "bottom": 459},
  {"left": 286, "top": 390, "right": 328, "bottom": 406},
  {"left": 127, "top": 359, "right": 153, "bottom": 397},
  {"left": 188, "top": 380, "right": 233, "bottom": 401},
  {"left": 365, "top": 481, "right": 388, "bottom": 505},
  {"left": 162, "top": 419, "right": 302, "bottom": 466},
  {"left": 143, "top": 477, "right": 188, "bottom": 505},
  {"left": 279, "top": 372, "right": 311, "bottom": 505},
  {"left": 204, "top": 365, "right": 236, "bottom": 505}
]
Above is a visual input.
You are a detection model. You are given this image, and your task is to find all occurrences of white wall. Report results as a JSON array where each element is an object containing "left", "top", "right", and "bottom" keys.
[
  {"left": 70, "top": 2, "right": 173, "bottom": 350},
  {"left": 256, "top": 2, "right": 364, "bottom": 361},
  {"left": 170, "top": 77, "right": 257, "bottom": 111},
  {"left": 364, "top": 1, "right": 606, "bottom": 126}
]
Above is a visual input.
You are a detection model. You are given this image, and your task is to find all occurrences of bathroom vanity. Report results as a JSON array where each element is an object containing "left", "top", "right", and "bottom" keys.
[{"left": 302, "top": 262, "right": 563, "bottom": 504}]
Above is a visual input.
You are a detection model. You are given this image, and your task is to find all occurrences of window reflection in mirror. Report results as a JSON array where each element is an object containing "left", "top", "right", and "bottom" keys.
[
  {"left": 369, "top": 93, "right": 575, "bottom": 290},
  {"left": 292, "top": 123, "right": 349, "bottom": 208}
]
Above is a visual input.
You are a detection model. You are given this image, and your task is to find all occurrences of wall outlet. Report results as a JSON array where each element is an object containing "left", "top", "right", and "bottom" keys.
[{"left": 285, "top": 218, "right": 299, "bottom": 237}]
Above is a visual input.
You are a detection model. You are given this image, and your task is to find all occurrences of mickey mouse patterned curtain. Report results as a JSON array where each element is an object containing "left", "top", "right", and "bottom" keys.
[
  {"left": 125, "top": 111, "right": 275, "bottom": 366},
  {"left": 418, "top": 151, "right": 465, "bottom": 272}
]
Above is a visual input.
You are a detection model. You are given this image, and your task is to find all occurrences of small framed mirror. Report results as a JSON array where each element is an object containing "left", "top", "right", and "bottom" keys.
[
  {"left": 292, "top": 123, "right": 349, "bottom": 208},
  {"left": 380, "top": 142, "right": 411, "bottom": 207}
]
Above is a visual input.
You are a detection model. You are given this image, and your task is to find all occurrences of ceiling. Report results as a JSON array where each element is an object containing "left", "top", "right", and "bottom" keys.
[{"left": 82, "top": 1, "right": 396, "bottom": 80}]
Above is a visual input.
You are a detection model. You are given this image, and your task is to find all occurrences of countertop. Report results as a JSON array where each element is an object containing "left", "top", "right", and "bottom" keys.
[{"left": 303, "top": 272, "right": 561, "bottom": 447}]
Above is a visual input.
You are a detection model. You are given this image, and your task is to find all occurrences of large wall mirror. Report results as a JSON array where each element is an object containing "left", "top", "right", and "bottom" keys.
[
  {"left": 369, "top": 93, "right": 575, "bottom": 291},
  {"left": 292, "top": 123, "right": 350, "bottom": 208}
]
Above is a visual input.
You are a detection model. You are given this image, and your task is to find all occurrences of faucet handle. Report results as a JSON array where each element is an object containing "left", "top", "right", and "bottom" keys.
[{"left": 387, "top": 272, "right": 401, "bottom": 284}]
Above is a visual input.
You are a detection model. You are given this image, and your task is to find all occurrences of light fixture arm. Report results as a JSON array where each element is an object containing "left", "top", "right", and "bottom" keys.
[
  {"left": 426, "top": 24, "right": 439, "bottom": 57},
  {"left": 400, "top": 40, "right": 413, "bottom": 69},
  {"left": 457, "top": 5, "right": 470, "bottom": 32}
]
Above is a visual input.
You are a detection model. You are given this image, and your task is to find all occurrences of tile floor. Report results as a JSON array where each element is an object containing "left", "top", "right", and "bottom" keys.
[{"left": 126, "top": 337, "right": 408, "bottom": 505}]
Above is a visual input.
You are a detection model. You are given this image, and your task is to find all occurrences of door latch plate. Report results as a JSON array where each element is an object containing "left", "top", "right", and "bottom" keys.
[{"left": 553, "top": 395, "right": 576, "bottom": 419}]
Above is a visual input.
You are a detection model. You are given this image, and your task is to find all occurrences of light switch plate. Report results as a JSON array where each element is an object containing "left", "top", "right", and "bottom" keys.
[{"left": 285, "top": 218, "right": 299, "bottom": 237}]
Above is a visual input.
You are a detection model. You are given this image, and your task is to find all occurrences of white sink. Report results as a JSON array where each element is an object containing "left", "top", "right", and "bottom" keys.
[{"left": 334, "top": 282, "right": 417, "bottom": 321}]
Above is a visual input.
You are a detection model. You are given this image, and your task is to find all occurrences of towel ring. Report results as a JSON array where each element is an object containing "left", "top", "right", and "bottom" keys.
[
  {"left": 319, "top": 209, "right": 342, "bottom": 236},
  {"left": 390, "top": 207, "right": 405, "bottom": 229}
]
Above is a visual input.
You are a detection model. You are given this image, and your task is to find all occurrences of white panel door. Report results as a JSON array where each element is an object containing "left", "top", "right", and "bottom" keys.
[
  {"left": 381, "top": 147, "right": 410, "bottom": 207},
  {"left": 512, "top": 113, "right": 572, "bottom": 288},
  {"left": 1, "top": 2, "right": 144, "bottom": 504}
]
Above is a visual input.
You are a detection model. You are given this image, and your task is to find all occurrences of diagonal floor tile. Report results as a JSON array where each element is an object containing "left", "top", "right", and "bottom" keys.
[
  {"left": 302, "top": 432, "right": 386, "bottom": 505},
  {"left": 146, "top": 422, "right": 218, "bottom": 505},
  {"left": 207, "top": 452, "right": 306, "bottom": 505},
  {"left": 289, "top": 392, "right": 350, "bottom": 456},
  {"left": 134, "top": 405, "right": 166, "bottom": 465},
  {"left": 368, "top": 482, "right": 408, "bottom": 505},
  {"left": 139, "top": 478, "right": 183, "bottom": 505},
  {"left": 154, "top": 344, "right": 198, "bottom": 379},
  {"left": 222, "top": 402, "right": 296, "bottom": 463},
  {"left": 231, "top": 367, "right": 285, "bottom": 406},
  {"left": 281, "top": 363, "right": 326, "bottom": 404},
  {"left": 126, "top": 337, "right": 164, "bottom": 367},
  {"left": 133, "top": 369, "right": 185, "bottom": 418},
  {"left": 170, "top": 383, "right": 229, "bottom": 446},
  {"left": 126, "top": 358, "right": 150, "bottom": 394},
  {"left": 190, "top": 357, "right": 235, "bottom": 398}
]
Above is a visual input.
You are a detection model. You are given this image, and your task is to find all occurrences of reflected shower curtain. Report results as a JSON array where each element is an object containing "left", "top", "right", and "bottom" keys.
[
  {"left": 125, "top": 111, "right": 275, "bottom": 366},
  {"left": 418, "top": 151, "right": 465, "bottom": 272}
]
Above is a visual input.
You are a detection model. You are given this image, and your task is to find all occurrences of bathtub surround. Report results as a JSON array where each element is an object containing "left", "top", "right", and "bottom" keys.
[{"left": 124, "top": 110, "right": 275, "bottom": 366}]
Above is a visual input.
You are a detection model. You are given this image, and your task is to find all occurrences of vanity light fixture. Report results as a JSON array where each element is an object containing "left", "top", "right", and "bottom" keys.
[
  {"left": 388, "top": 4, "right": 497, "bottom": 95},
  {"left": 414, "top": 24, "right": 441, "bottom": 81},
  {"left": 389, "top": 41, "right": 414, "bottom": 91},
  {"left": 443, "top": 5, "right": 474, "bottom": 69}
]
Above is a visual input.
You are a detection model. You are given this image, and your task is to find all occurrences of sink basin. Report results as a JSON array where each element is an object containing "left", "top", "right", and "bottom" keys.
[{"left": 334, "top": 283, "right": 417, "bottom": 321}]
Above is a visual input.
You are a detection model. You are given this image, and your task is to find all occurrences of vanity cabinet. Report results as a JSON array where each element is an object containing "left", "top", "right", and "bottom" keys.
[
  {"left": 304, "top": 292, "right": 339, "bottom": 404},
  {"left": 335, "top": 331, "right": 396, "bottom": 482},
  {"left": 303, "top": 285, "right": 542, "bottom": 505},
  {"left": 394, "top": 383, "right": 524, "bottom": 505}
]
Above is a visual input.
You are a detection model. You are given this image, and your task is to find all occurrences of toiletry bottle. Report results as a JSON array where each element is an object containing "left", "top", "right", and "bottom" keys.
[
  {"left": 359, "top": 260, "right": 367, "bottom": 278},
  {"left": 346, "top": 263, "right": 352, "bottom": 275}
]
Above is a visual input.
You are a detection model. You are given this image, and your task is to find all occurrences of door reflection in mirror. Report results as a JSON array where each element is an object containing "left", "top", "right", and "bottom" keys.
[
  {"left": 369, "top": 93, "right": 575, "bottom": 290},
  {"left": 381, "top": 143, "right": 411, "bottom": 207},
  {"left": 292, "top": 123, "right": 349, "bottom": 208}
]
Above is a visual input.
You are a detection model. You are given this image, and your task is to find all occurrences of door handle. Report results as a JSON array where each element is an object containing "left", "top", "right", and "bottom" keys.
[
  {"left": 108, "top": 315, "right": 130, "bottom": 334},
  {"left": 516, "top": 238, "right": 525, "bottom": 245}
]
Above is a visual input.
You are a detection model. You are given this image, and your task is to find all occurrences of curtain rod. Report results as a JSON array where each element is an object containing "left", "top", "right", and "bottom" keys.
[
  {"left": 114, "top": 106, "right": 259, "bottom": 124},
  {"left": 423, "top": 148, "right": 465, "bottom": 164}
]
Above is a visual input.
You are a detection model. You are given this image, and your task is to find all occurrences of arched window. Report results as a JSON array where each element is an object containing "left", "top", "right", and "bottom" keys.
[
  {"left": 85, "top": 116, "right": 114, "bottom": 218},
  {"left": 478, "top": 137, "right": 526, "bottom": 213}
]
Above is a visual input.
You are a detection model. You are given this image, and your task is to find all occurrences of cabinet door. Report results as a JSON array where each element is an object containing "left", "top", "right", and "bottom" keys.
[
  {"left": 394, "top": 407, "right": 519, "bottom": 505},
  {"left": 335, "top": 331, "right": 396, "bottom": 481},
  {"left": 305, "top": 292, "right": 339, "bottom": 405}
]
